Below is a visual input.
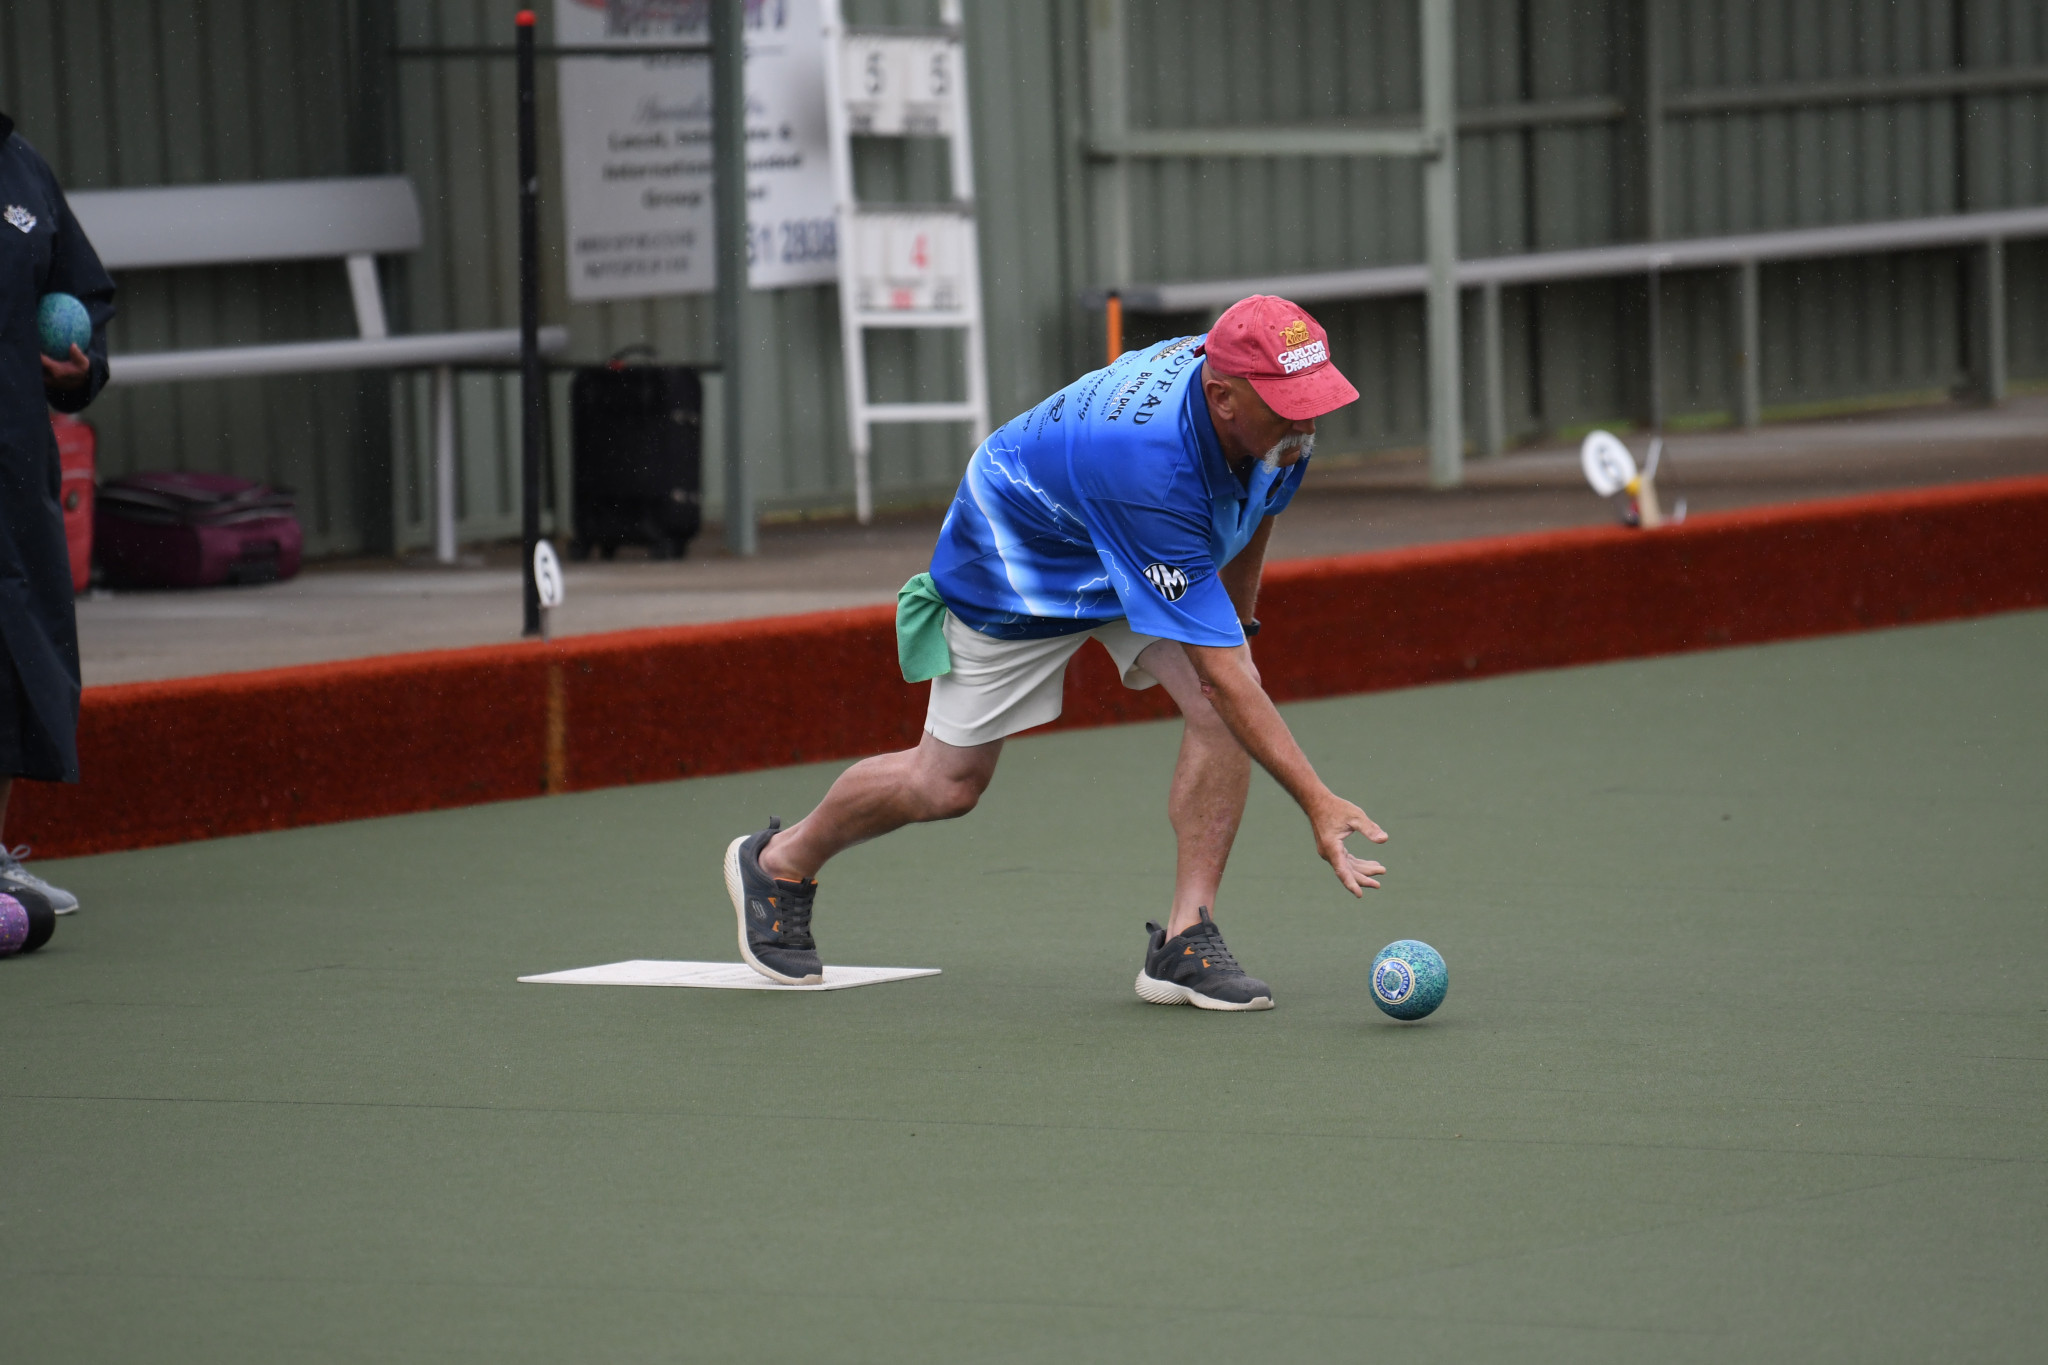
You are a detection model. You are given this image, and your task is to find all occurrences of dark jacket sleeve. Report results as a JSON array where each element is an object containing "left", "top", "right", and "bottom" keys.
[{"left": 39, "top": 160, "right": 115, "bottom": 414}]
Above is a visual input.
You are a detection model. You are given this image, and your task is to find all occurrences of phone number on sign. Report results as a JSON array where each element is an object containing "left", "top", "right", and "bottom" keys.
[{"left": 748, "top": 218, "right": 838, "bottom": 267}]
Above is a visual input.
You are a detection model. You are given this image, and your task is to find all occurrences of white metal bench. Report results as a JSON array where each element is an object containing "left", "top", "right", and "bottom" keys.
[
  {"left": 1103, "top": 204, "right": 2048, "bottom": 469},
  {"left": 67, "top": 176, "right": 566, "bottom": 561}
]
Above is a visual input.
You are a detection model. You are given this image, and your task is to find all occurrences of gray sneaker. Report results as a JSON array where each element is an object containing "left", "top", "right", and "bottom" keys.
[
  {"left": 1135, "top": 907, "right": 1274, "bottom": 1011},
  {"left": 0, "top": 845, "right": 78, "bottom": 916},
  {"left": 723, "top": 818, "right": 824, "bottom": 985}
]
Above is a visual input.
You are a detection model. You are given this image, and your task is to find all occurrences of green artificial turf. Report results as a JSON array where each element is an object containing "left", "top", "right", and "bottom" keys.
[{"left": 5, "top": 612, "right": 2046, "bottom": 1363}]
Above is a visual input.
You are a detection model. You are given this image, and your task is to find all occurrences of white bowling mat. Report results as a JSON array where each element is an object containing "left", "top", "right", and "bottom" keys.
[{"left": 518, "top": 959, "right": 941, "bottom": 991}]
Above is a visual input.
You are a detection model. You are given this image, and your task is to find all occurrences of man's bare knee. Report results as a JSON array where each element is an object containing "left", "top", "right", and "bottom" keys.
[
  {"left": 911, "top": 736, "right": 999, "bottom": 821},
  {"left": 1142, "top": 640, "right": 1240, "bottom": 746},
  {"left": 914, "top": 762, "right": 990, "bottom": 820},
  {"left": 1178, "top": 688, "right": 1238, "bottom": 747},
  {"left": 925, "top": 776, "right": 984, "bottom": 821}
]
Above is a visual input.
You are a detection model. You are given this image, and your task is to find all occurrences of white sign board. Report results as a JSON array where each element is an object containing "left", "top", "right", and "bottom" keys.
[
  {"left": 554, "top": 0, "right": 837, "bottom": 301},
  {"left": 850, "top": 211, "right": 973, "bottom": 314},
  {"left": 533, "top": 540, "right": 565, "bottom": 609},
  {"left": 1579, "top": 430, "right": 1638, "bottom": 498},
  {"left": 739, "top": 0, "right": 839, "bottom": 289},
  {"left": 839, "top": 34, "right": 959, "bottom": 136}
]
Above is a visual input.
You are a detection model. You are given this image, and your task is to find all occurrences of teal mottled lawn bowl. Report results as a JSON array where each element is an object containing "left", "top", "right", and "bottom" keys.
[
  {"left": 1370, "top": 940, "right": 1448, "bottom": 1021},
  {"left": 38, "top": 292, "right": 91, "bottom": 361}
]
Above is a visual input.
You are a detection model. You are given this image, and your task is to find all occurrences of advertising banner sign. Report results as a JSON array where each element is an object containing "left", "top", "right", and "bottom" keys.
[{"left": 555, "top": 0, "right": 836, "bottom": 301}]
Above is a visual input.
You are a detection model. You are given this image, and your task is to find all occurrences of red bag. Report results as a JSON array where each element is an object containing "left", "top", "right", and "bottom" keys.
[
  {"left": 94, "top": 471, "right": 303, "bottom": 589},
  {"left": 50, "top": 413, "right": 94, "bottom": 594}
]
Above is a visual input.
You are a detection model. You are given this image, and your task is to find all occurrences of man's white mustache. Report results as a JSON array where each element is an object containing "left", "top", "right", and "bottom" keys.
[{"left": 1262, "top": 433, "right": 1315, "bottom": 468}]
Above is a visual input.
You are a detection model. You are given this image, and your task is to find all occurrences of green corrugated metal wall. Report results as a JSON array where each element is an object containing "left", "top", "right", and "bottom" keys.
[
  {"left": 3, "top": 0, "right": 2045, "bottom": 556},
  {"left": 0, "top": 1, "right": 392, "bottom": 556}
]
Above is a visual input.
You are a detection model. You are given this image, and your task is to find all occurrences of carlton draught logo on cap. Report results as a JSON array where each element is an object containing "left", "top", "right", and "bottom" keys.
[{"left": 1199, "top": 295, "right": 1360, "bottom": 421}]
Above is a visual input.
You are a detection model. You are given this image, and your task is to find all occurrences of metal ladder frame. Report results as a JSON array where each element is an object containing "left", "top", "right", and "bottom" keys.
[{"left": 821, "top": 0, "right": 990, "bottom": 524}]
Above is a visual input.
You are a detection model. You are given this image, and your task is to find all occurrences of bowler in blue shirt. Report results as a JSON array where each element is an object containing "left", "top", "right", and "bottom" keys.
[{"left": 725, "top": 295, "right": 1389, "bottom": 1011}]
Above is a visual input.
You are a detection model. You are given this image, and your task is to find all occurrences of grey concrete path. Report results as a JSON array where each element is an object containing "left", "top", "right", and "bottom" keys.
[{"left": 77, "top": 396, "right": 2048, "bottom": 685}]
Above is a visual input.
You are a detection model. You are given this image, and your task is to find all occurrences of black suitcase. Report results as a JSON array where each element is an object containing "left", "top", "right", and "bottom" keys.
[{"left": 568, "top": 351, "right": 703, "bottom": 560}]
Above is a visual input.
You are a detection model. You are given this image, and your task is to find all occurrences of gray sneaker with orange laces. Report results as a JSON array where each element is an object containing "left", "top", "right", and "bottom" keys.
[
  {"left": 1135, "top": 906, "right": 1274, "bottom": 1011},
  {"left": 723, "top": 818, "right": 824, "bottom": 985}
]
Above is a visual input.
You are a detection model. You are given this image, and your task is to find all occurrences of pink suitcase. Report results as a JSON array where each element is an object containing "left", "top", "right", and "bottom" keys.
[{"left": 94, "top": 471, "right": 303, "bottom": 589}]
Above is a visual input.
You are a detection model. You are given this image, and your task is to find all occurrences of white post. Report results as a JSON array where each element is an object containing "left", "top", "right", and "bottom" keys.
[
  {"left": 433, "top": 364, "right": 458, "bottom": 565},
  {"left": 1422, "top": 0, "right": 1463, "bottom": 488},
  {"left": 344, "top": 253, "right": 389, "bottom": 340},
  {"left": 821, "top": 0, "right": 875, "bottom": 524}
]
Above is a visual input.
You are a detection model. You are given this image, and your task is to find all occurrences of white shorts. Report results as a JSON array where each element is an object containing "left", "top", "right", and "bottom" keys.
[{"left": 925, "top": 612, "right": 1166, "bottom": 748}]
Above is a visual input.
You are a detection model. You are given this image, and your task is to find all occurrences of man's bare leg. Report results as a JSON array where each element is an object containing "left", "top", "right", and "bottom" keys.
[
  {"left": 1137, "top": 641, "right": 1253, "bottom": 937},
  {"left": 758, "top": 731, "right": 1003, "bottom": 882}
]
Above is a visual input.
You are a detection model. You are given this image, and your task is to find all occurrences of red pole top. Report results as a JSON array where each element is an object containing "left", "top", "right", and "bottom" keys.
[{"left": 516, "top": 10, "right": 535, "bottom": 26}]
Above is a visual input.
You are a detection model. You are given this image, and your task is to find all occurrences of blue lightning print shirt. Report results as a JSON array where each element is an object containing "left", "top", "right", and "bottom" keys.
[{"left": 928, "top": 335, "right": 1308, "bottom": 646}]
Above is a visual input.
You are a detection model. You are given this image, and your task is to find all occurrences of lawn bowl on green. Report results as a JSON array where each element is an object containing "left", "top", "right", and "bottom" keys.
[
  {"left": 36, "top": 291, "right": 90, "bottom": 361},
  {"left": 0, "top": 888, "right": 56, "bottom": 957},
  {"left": 1370, "top": 938, "right": 1448, "bottom": 1020},
  {"left": 0, "top": 892, "right": 28, "bottom": 954}
]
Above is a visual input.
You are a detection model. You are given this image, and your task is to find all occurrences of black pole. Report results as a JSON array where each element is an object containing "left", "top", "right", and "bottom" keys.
[{"left": 516, "top": 10, "right": 544, "bottom": 636}]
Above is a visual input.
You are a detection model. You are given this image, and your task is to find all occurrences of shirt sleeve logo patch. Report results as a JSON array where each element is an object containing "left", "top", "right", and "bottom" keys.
[
  {"left": 1143, "top": 563, "right": 1190, "bottom": 602},
  {"left": 4, "top": 206, "right": 36, "bottom": 233}
]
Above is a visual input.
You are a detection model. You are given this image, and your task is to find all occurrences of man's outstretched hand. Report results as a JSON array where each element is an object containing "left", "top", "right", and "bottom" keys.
[
  {"left": 42, "top": 345, "right": 90, "bottom": 394},
  {"left": 1311, "top": 794, "right": 1388, "bottom": 896},
  {"left": 1185, "top": 640, "right": 1390, "bottom": 897}
]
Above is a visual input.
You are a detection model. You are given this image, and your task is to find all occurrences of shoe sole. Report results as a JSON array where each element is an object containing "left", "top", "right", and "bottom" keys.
[
  {"left": 1135, "top": 969, "right": 1273, "bottom": 1012},
  {"left": 2, "top": 885, "right": 75, "bottom": 915},
  {"left": 724, "top": 834, "right": 823, "bottom": 986}
]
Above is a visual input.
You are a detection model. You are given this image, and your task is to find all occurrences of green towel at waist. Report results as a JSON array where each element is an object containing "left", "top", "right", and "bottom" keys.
[{"left": 896, "top": 572, "right": 952, "bottom": 682}]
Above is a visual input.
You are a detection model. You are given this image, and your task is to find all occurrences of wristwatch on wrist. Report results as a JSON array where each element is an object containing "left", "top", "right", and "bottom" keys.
[{"left": 1241, "top": 617, "right": 1261, "bottom": 638}]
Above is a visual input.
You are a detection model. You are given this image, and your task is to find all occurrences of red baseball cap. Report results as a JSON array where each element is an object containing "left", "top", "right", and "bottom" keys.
[{"left": 1199, "top": 295, "right": 1358, "bottom": 421}]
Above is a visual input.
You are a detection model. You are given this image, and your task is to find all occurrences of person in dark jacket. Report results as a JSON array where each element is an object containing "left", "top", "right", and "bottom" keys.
[{"left": 0, "top": 111, "right": 115, "bottom": 916}]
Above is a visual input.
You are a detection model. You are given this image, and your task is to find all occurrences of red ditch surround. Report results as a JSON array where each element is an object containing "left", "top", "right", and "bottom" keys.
[{"left": 15, "top": 475, "right": 2048, "bottom": 859}]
